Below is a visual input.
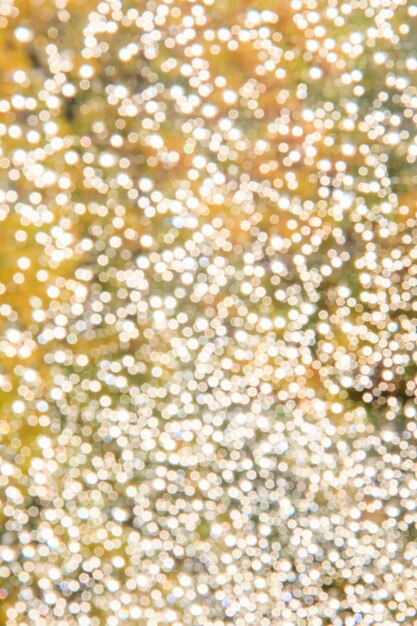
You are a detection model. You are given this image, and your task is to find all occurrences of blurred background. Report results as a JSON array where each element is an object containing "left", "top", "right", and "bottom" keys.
[{"left": 0, "top": 1, "right": 417, "bottom": 625}]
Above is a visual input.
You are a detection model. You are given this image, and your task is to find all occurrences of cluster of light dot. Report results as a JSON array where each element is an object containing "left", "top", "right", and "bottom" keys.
[{"left": 1, "top": 0, "right": 417, "bottom": 625}]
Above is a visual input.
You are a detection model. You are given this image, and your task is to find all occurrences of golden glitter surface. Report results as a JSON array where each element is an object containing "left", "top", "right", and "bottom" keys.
[{"left": 0, "top": 1, "right": 417, "bottom": 625}]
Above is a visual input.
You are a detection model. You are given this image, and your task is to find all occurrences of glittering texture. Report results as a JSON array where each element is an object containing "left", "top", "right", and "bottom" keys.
[{"left": 0, "top": 1, "right": 417, "bottom": 625}]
